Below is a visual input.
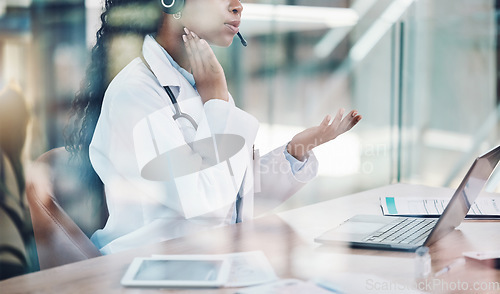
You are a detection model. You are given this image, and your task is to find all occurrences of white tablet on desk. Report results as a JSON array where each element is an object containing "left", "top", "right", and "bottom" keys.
[{"left": 121, "top": 255, "right": 231, "bottom": 288}]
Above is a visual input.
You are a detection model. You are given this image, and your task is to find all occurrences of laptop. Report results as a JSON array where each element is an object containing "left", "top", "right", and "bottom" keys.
[{"left": 315, "top": 145, "right": 500, "bottom": 251}]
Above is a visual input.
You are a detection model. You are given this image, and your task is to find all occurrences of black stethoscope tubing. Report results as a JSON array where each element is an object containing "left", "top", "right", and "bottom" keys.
[
  {"left": 141, "top": 54, "right": 199, "bottom": 130},
  {"left": 163, "top": 85, "right": 199, "bottom": 130},
  {"left": 142, "top": 54, "right": 245, "bottom": 223}
]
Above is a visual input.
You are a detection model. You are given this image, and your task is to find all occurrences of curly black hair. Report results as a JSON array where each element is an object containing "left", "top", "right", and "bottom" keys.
[{"left": 65, "top": 0, "right": 162, "bottom": 200}]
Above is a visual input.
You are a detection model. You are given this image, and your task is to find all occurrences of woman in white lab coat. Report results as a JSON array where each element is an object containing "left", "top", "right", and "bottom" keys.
[{"left": 66, "top": 0, "right": 362, "bottom": 255}]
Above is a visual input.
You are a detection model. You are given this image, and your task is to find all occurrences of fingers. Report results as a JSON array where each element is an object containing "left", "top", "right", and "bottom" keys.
[
  {"left": 347, "top": 114, "right": 362, "bottom": 130},
  {"left": 350, "top": 110, "right": 363, "bottom": 125},
  {"left": 339, "top": 109, "right": 362, "bottom": 131},
  {"left": 319, "top": 109, "right": 346, "bottom": 131},
  {"left": 199, "top": 39, "right": 223, "bottom": 74},
  {"left": 320, "top": 114, "right": 332, "bottom": 127},
  {"left": 183, "top": 28, "right": 222, "bottom": 75},
  {"left": 330, "top": 108, "right": 344, "bottom": 129},
  {"left": 183, "top": 36, "right": 195, "bottom": 71},
  {"left": 183, "top": 29, "right": 201, "bottom": 75},
  {"left": 184, "top": 28, "right": 210, "bottom": 75},
  {"left": 325, "top": 109, "right": 362, "bottom": 137},
  {"left": 352, "top": 112, "right": 362, "bottom": 124}
]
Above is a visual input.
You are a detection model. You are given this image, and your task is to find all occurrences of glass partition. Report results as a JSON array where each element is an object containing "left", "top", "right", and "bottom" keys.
[
  {"left": 0, "top": 0, "right": 498, "bottom": 211},
  {"left": 397, "top": 0, "right": 498, "bottom": 191}
]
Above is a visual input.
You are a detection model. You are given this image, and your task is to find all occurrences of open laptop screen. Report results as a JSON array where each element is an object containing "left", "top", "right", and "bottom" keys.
[{"left": 425, "top": 145, "right": 500, "bottom": 246}]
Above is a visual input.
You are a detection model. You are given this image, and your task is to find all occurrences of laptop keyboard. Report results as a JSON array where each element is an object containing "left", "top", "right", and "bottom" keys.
[{"left": 363, "top": 218, "right": 437, "bottom": 245}]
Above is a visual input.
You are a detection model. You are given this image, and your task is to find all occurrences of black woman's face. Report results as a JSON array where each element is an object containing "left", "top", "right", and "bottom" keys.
[{"left": 180, "top": 0, "right": 243, "bottom": 47}]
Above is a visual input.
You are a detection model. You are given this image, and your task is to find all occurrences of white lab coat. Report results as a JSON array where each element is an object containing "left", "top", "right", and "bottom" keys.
[{"left": 89, "top": 35, "right": 318, "bottom": 254}]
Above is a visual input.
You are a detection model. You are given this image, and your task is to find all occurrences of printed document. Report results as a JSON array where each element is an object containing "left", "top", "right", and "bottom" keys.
[{"left": 380, "top": 196, "right": 500, "bottom": 219}]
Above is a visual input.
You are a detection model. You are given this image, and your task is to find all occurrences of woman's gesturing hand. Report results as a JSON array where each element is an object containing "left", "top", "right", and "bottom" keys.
[
  {"left": 287, "top": 109, "right": 362, "bottom": 161},
  {"left": 183, "top": 28, "right": 229, "bottom": 103}
]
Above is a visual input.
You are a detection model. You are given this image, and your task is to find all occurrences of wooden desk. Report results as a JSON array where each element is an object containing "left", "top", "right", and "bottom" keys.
[{"left": 1, "top": 184, "right": 499, "bottom": 293}]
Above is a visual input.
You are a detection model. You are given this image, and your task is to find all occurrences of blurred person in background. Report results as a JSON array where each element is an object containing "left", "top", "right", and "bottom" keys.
[{"left": 0, "top": 81, "right": 33, "bottom": 279}]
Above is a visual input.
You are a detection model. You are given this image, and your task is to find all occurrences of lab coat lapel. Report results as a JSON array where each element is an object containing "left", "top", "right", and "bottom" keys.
[
  {"left": 142, "top": 35, "right": 204, "bottom": 143},
  {"left": 142, "top": 35, "right": 181, "bottom": 88}
]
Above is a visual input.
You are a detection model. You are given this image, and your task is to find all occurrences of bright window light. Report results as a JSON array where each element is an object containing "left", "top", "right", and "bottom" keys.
[
  {"left": 85, "top": 0, "right": 102, "bottom": 9},
  {"left": 349, "top": 0, "right": 414, "bottom": 62},
  {"left": 242, "top": 3, "right": 359, "bottom": 28}
]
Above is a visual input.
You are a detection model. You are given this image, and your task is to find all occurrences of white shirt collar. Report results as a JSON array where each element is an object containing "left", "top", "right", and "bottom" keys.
[{"left": 162, "top": 43, "right": 196, "bottom": 88}]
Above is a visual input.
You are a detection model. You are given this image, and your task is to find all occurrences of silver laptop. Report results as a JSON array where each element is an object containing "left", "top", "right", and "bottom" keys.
[{"left": 315, "top": 145, "right": 500, "bottom": 251}]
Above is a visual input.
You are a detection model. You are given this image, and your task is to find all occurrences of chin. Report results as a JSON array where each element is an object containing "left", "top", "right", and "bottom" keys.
[
  {"left": 222, "top": 39, "right": 234, "bottom": 47},
  {"left": 211, "top": 39, "right": 233, "bottom": 48},
  {"left": 207, "top": 33, "right": 235, "bottom": 47}
]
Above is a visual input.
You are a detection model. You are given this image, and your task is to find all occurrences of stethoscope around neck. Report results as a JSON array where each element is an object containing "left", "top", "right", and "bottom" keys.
[
  {"left": 139, "top": 53, "right": 252, "bottom": 223},
  {"left": 141, "top": 54, "right": 199, "bottom": 130}
]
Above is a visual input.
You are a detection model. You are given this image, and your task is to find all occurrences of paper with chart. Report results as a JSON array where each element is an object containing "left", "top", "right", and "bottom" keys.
[
  {"left": 234, "top": 279, "right": 335, "bottom": 294},
  {"left": 380, "top": 196, "right": 500, "bottom": 219},
  {"left": 222, "top": 251, "right": 278, "bottom": 287}
]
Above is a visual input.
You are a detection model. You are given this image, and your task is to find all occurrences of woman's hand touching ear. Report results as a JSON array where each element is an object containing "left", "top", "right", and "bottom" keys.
[
  {"left": 183, "top": 28, "right": 229, "bottom": 103},
  {"left": 287, "top": 109, "right": 362, "bottom": 161}
]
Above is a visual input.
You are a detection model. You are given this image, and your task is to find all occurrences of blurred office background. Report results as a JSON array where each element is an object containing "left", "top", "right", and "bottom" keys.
[{"left": 0, "top": 0, "right": 499, "bottom": 277}]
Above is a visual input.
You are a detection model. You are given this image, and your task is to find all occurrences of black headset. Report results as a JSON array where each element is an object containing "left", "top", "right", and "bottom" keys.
[{"left": 160, "top": 0, "right": 185, "bottom": 14}]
